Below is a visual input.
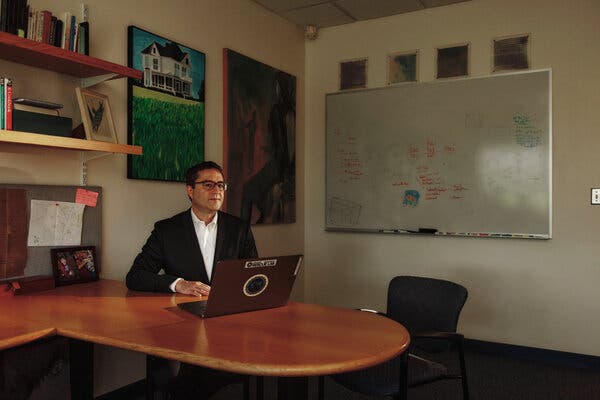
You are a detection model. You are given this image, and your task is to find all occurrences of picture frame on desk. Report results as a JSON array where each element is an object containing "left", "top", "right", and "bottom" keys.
[
  {"left": 51, "top": 246, "right": 99, "bottom": 287},
  {"left": 75, "top": 87, "right": 118, "bottom": 143}
]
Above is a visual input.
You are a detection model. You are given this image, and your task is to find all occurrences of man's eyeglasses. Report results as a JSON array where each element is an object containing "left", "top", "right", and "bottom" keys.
[{"left": 194, "top": 180, "right": 228, "bottom": 191}]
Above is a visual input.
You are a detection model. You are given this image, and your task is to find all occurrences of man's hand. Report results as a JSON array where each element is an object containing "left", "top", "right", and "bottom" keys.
[{"left": 175, "top": 279, "right": 211, "bottom": 297}]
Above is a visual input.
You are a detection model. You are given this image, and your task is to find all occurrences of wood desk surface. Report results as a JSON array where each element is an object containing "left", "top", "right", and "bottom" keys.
[{"left": 0, "top": 280, "right": 410, "bottom": 377}]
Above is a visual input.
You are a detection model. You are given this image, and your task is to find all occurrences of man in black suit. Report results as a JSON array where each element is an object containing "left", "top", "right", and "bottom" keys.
[
  {"left": 126, "top": 161, "right": 258, "bottom": 399},
  {"left": 126, "top": 161, "right": 257, "bottom": 294}
]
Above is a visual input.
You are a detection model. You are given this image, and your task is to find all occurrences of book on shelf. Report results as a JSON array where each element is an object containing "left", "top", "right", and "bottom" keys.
[
  {"left": 13, "top": 109, "right": 72, "bottom": 137},
  {"left": 62, "top": 11, "right": 71, "bottom": 50},
  {"left": 48, "top": 15, "right": 57, "bottom": 45},
  {"left": 0, "top": 77, "right": 4, "bottom": 129},
  {"left": 53, "top": 18, "right": 62, "bottom": 47},
  {"left": 68, "top": 14, "right": 76, "bottom": 51},
  {"left": 13, "top": 97, "right": 63, "bottom": 109},
  {"left": 77, "top": 21, "right": 88, "bottom": 55},
  {"left": 3, "top": 77, "right": 13, "bottom": 130},
  {"left": 41, "top": 9, "right": 51, "bottom": 44},
  {"left": 13, "top": 103, "right": 60, "bottom": 116}
]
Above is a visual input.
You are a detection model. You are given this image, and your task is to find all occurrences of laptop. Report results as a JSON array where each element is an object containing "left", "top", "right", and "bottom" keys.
[{"left": 177, "top": 254, "right": 303, "bottom": 318}]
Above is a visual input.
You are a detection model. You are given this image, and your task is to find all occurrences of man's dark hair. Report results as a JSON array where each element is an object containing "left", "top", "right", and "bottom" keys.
[{"left": 185, "top": 161, "right": 224, "bottom": 187}]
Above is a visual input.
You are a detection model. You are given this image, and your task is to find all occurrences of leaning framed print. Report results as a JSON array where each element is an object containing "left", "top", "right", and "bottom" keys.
[
  {"left": 51, "top": 246, "right": 99, "bottom": 287},
  {"left": 127, "top": 26, "right": 206, "bottom": 181},
  {"left": 75, "top": 87, "right": 118, "bottom": 143}
]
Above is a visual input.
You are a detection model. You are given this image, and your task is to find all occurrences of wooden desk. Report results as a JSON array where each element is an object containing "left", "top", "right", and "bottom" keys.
[{"left": 0, "top": 280, "right": 410, "bottom": 397}]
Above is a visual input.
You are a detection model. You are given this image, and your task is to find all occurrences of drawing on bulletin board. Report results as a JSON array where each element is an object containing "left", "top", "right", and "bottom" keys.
[{"left": 325, "top": 69, "right": 551, "bottom": 239}]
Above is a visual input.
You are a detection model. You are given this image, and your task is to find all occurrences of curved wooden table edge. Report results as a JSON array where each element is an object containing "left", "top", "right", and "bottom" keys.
[
  {"left": 0, "top": 327, "right": 57, "bottom": 351},
  {"left": 57, "top": 327, "right": 410, "bottom": 377}
]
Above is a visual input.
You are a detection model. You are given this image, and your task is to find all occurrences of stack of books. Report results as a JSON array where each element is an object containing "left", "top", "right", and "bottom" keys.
[
  {"left": 1, "top": 1, "right": 89, "bottom": 55},
  {"left": 11, "top": 98, "right": 72, "bottom": 137},
  {"left": 0, "top": 76, "right": 13, "bottom": 130}
]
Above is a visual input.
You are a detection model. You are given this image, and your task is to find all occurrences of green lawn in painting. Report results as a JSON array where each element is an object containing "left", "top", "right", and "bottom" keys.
[{"left": 130, "top": 85, "right": 204, "bottom": 181}]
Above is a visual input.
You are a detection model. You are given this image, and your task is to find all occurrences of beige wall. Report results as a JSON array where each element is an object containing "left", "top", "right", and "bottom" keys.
[
  {"left": 305, "top": 0, "right": 600, "bottom": 356},
  {"left": 1, "top": 0, "right": 305, "bottom": 394}
]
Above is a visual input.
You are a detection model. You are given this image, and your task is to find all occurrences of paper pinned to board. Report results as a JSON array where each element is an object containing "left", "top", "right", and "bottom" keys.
[
  {"left": 27, "top": 200, "right": 85, "bottom": 246},
  {"left": 75, "top": 188, "right": 99, "bottom": 207}
]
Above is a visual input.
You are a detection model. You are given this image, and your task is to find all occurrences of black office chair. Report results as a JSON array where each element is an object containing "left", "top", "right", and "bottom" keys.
[{"left": 321, "top": 275, "right": 469, "bottom": 400}]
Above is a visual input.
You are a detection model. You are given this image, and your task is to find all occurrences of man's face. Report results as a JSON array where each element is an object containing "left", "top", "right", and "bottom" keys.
[{"left": 186, "top": 168, "right": 225, "bottom": 216}]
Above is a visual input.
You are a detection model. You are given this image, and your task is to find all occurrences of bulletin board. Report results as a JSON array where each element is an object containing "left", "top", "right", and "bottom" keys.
[{"left": 0, "top": 184, "right": 101, "bottom": 278}]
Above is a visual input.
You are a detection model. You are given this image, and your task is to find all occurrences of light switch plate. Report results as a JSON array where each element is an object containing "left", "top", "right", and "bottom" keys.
[{"left": 592, "top": 188, "right": 600, "bottom": 205}]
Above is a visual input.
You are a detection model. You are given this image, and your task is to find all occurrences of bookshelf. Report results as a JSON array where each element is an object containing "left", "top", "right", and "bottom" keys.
[
  {"left": 0, "top": 31, "right": 144, "bottom": 183},
  {"left": 0, "top": 31, "right": 142, "bottom": 79},
  {"left": 0, "top": 130, "right": 142, "bottom": 155}
]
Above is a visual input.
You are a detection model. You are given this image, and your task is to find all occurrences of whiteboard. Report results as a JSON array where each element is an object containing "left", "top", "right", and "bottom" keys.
[{"left": 325, "top": 70, "right": 551, "bottom": 238}]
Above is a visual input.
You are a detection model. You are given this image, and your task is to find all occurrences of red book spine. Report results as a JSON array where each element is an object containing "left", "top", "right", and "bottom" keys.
[
  {"left": 5, "top": 79, "right": 13, "bottom": 130},
  {"left": 41, "top": 10, "right": 52, "bottom": 44}
]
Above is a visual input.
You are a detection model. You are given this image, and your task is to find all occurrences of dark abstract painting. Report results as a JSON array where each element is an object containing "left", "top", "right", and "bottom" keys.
[{"left": 223, "top": 49, "right": 296, "bottom": 224}]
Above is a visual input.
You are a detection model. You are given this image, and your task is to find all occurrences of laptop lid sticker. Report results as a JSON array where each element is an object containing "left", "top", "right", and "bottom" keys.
[{"left": 243, "top": 274, "right": 269, "bottom": 297}]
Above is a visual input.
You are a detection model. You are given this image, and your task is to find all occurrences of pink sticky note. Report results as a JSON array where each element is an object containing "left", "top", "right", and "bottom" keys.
[{"left": 75, "top": 188, "right": 99, "bottom": 207}]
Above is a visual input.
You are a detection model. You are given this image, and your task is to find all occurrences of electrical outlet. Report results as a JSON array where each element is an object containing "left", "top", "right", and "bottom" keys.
[{"left": 592, "top": 188, "right": 600, "bottom": 205}]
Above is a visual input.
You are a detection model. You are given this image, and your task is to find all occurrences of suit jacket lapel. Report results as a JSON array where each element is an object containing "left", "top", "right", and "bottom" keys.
[
  {"left": 182, "top": 209, "right": 209, "bottom": 283},
  {"left": 212, "top": 211, "right": 227, "bottom": 281}
]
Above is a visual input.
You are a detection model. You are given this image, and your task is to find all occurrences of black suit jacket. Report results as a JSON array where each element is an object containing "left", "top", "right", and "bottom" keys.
[{"left": 126, "top": 209, "right": 258, "bottom": 292}]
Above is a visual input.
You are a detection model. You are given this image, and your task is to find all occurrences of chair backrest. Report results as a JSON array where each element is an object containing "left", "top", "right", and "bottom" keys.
[{"left": 387, "top": 276, "right": 468, "bottom": 335}]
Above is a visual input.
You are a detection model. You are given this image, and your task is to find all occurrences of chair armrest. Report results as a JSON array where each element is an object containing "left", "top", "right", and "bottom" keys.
[
  {"left": 412, "top": 332, "right": 464, "bottom": 343},
  {"left": 358, "top": 308, "right": 388, "bottom": 317}
]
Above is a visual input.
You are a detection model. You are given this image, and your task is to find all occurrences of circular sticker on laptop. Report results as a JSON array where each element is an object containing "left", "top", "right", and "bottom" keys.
[{"left": 243, "top": 274, "right": 269, "bottom": 297}]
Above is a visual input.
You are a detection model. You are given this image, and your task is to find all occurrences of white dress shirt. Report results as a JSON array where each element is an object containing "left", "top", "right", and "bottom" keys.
[{"left": 169, "top": 209, "right": 218, "bottom": 292}]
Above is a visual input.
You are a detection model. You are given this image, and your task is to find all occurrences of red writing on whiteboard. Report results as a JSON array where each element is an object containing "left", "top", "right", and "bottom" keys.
[
  {"left": 425, "top": 186, "right": 447, "bottom": 200},
  {"left": 408, "top": 145, "right": 419, "bottom": 160},
  {"left": 427, "top": 140, "right": 435, "bottom": 158},
  {"left": 444, "top": 144, "right": 456, "bottom": 153},
  {"left": 418, "top": 173, "right": 441, "bottom": 185},
  {"left": 452, "top": 184, "right": 468, "bottom": 191}
]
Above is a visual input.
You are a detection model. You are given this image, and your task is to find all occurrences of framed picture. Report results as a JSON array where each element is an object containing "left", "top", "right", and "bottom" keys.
[
  {"left": 339, "top": 58, "right": 367, "bottom": 90},
  {"left": 75, "top": 87, "right": 117, "bottom": 143},
  {"left": 51, "top": 246, "right": 99, "bottom": 287},
  {"left": 387, "top": 50, "right": 418, "bottom": 84},
  {"left": 127, "top": 26, "right": 206, "bottom": 182},
  {"left": 493, "top": 34, "right": 530, "bottom": 72},
  {"left": 223, "top": 49, "right": 296, "bottom": 224},
  {"left": 436, "top": 43, "right": 469, "bottom": 79}
]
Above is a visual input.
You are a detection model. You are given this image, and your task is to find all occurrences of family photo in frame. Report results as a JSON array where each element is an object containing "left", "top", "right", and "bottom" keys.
[{"left": 51, "top": 246, "right": 99, "bottom": 286}]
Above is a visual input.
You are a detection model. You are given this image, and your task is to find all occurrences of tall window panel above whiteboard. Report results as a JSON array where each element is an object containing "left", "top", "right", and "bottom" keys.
[{"left": 325, "top": 70, "right": 551, "bottom": 239}]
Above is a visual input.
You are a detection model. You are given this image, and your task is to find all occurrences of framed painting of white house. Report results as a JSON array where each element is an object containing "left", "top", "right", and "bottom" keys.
[{"left": 127, "top": 26, "right": 206, "bottom": 181}]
